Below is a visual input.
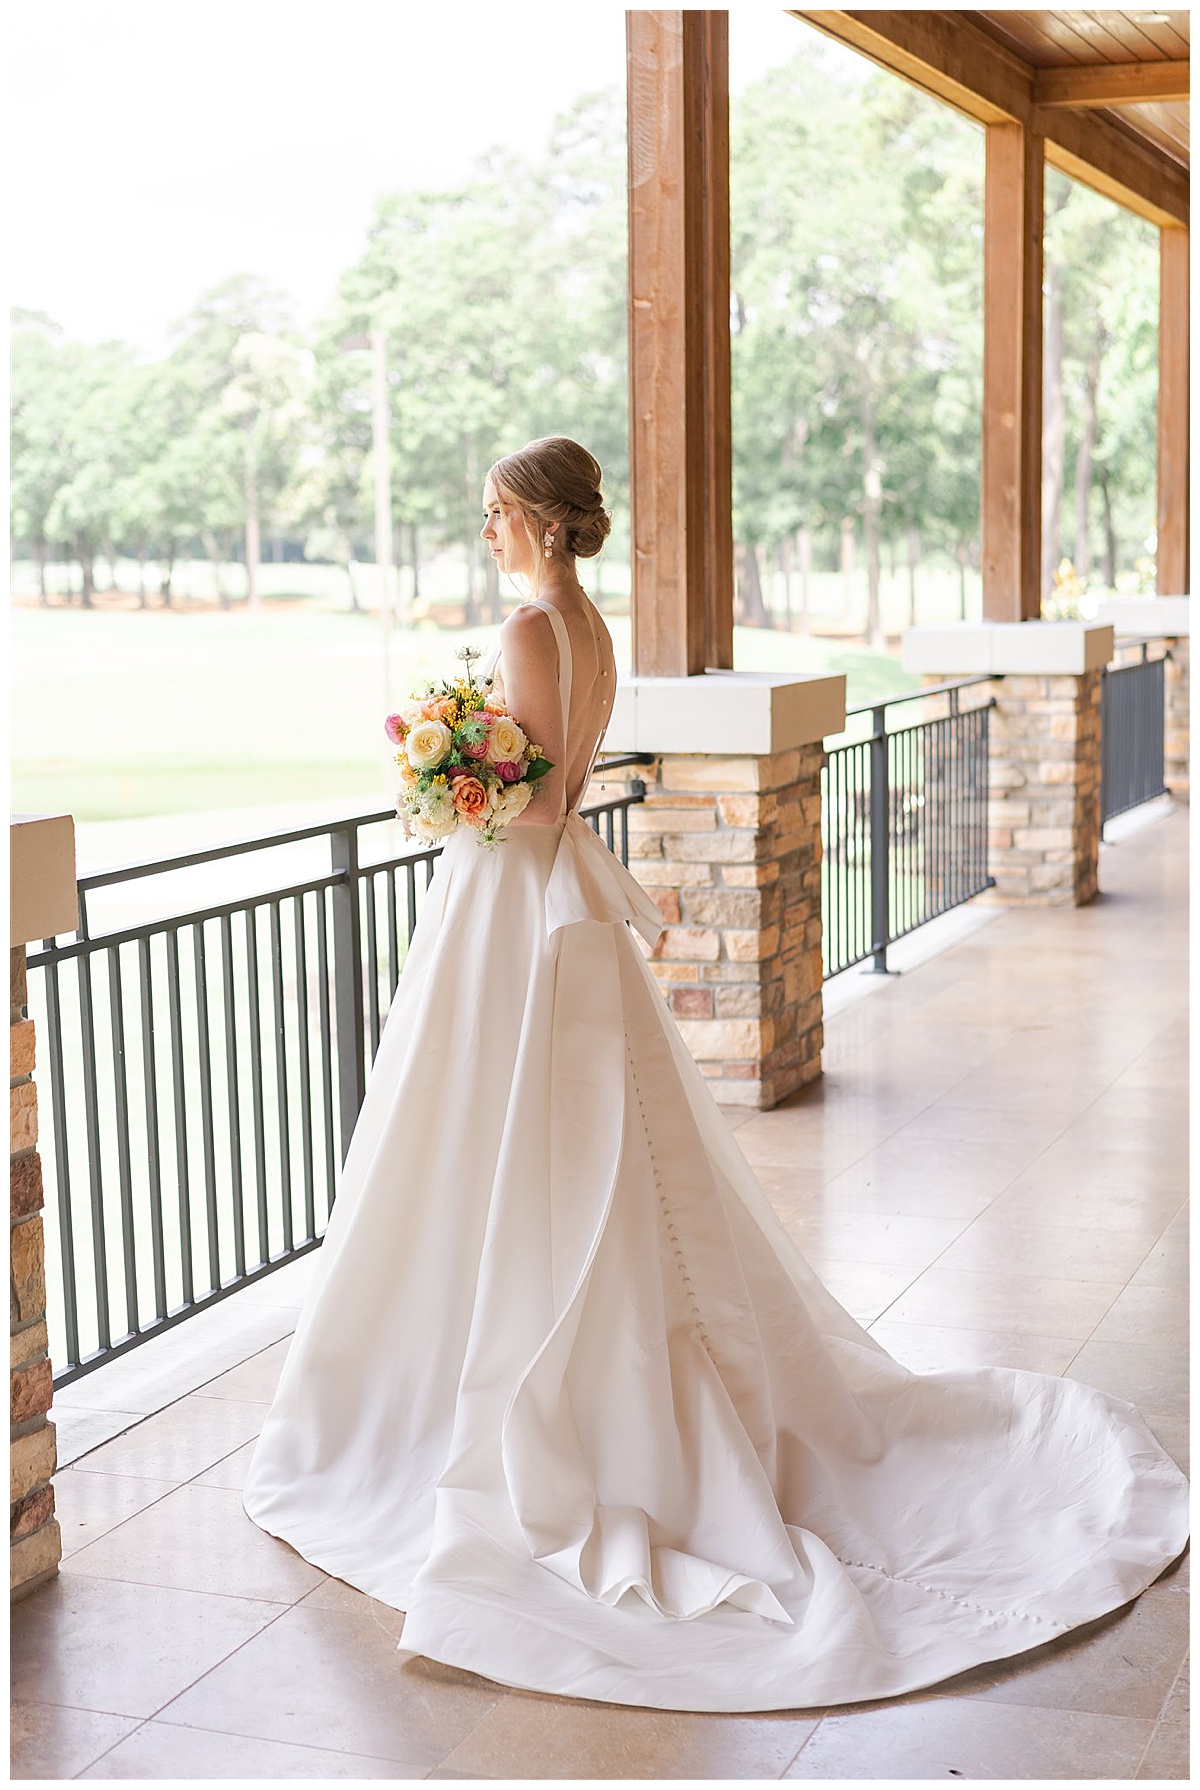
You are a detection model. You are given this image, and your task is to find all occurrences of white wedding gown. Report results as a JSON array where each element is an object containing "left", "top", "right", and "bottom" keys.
[{"left": 243, "top": 597, "right": 1188, "bottom": 1713}]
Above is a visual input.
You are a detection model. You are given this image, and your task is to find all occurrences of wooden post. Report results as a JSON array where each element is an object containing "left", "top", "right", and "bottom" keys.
[
  {"left": 627, "top": 10, "right": 733, "bottom": 677},
  {"left": 1158, "top": 226, "right": 1189, "bottom": 595},
  {"left": 982, "top": 121, "right": 1045, "bottom": 622}
]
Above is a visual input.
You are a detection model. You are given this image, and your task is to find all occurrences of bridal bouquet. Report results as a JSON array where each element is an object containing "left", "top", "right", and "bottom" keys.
[{"left": 386, "top": 646, "right": 553, "bottom": 848}]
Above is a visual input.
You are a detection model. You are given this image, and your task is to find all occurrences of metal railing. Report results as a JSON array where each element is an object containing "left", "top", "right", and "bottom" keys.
[
  {"left": 821, "top": 679, "right": 998, "bottom": 978},
  {"left": 28, "top": 758, "right": 652, "bottom": 1386},
  {"left": 1101, "top": 642, "right": 1170, "bottom": 828}
]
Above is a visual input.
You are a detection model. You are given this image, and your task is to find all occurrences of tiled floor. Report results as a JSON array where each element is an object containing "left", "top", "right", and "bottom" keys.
[{"left": 12, "top": 802, "right": 1190, "bottom": 1781}]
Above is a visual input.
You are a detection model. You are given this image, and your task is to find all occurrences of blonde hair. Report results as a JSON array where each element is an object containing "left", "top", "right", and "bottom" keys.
[{"left": 488, "top": 436, "right": 612, "bottom": 597}]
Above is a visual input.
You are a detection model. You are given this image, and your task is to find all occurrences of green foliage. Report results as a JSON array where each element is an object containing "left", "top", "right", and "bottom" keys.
[{"left": 10, "top": 62, "right": 1161, "bottom": 608}]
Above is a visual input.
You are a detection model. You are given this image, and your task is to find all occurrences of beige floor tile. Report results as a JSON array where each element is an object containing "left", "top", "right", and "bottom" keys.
[
  {"left": 50, "top": 1405, "right": 146, "bottom": 1468},
  {"left": 779, "top": 1210, "right": 968, "bottom": 1271},
  {"left": 1089, "top": 1281, "right": 1189, "bottom": 1346},
  {"left": 783, "top": 1695, "right": 1153, "bottom": 1780},
  {"left": 978, "top": 1177, "right": 1180, "bottom": 1239},
  {"left": 894, "top": 1101, "right": 1071, "bottom": 1151},
  {"left": 1127, "top": 1210, "right": 1190, "bottom": 1290},
  {"left": 65, "top": 1480, "right": 326, "bottom": 1604},
  {"left": 804, "top": 1258, "right": 920, "bottom": 1326},
  {"left": 934, "top": 1582, "right": 1191, "bottom": 1719},
  {"left": 1136, "top": 1717, "right": 1190, "bottom": 1779},
  {"left": 47, "top": 1305, "right": 297, "bottom": 1417},
  {"left": 440, "top": 1691, "right": 822, "bottom": 1780},
  {"left": 71, "top": 1394, "right": 265, "bottom": 1481},
  {"left": 78, "top": 1719, "right": 420, "bottom": 1779},
  {"left": 998, "top": 1142, "right": 1189, "bottom": 1203},
  {"left": 297, "top": 1573, "right": 407, "bottom": 1638},
  {"left": 885, "top": 1267, "right": 1124, "bottom": 1340},
  {"left": 192, "top": 1437, "right": 259, "bottom": 1490},
  {"left": 934, "top": 1216, "right": 1161, "bottom": 1285},
  {"left": 10, "top": 1700, "right": 141, "bottom": 1780},
  {"left": 195, "top": 1335, "right": 292, "bottom": 1403},
  {"left": 867, "top": 1320, "right": 1078, "bottom": 1376},
  {"left": 55, "top": 1467, "right": 176, "bottom": 1559},
  {"left": 1066, "top": 1340, "right": 1190, "bottom": 1416},
  {"left": 157, "top": 1602, "right": 505, "bottom": 1771},
  {"left": 9, "top": 1572, "right": 279, "bottom": 1719}
]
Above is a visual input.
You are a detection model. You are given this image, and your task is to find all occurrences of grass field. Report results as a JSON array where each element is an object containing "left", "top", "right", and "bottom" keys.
[{"left": 11, "top": 590, "right": 922, "bottom": 827}]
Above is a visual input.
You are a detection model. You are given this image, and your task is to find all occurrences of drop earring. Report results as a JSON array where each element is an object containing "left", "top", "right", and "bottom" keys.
[{"left": 543, "top": 529, "right": 555, "bottom": 559}]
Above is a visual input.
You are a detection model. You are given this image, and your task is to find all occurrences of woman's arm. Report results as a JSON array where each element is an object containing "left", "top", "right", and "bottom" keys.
[{"left": 497, "top": 605, "right": 567, "bottom": 827}]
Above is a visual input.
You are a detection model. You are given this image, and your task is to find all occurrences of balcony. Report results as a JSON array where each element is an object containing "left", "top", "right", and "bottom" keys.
[{"left": 11, "top": 800, "right": 1187, "bottom": 1782}]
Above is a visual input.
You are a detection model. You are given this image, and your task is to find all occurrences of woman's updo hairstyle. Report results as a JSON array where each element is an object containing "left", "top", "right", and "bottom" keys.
[{"left": 488, "top": 436, "right": 612, "bottom": 594}]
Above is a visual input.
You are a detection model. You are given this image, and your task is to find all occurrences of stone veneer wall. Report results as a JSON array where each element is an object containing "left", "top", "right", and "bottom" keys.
[
  {"left": 1165, "top": 637, "right": 1190, "bottom": 801},
  {"left": 921, "top": 671, "right": 1103, "bottom": 906},
  {"left": 595, "top": 745, "right": 826, "bottom": 1109},
  {"left": 10, "top": 945, "right": 61, "bottom": 1601}
]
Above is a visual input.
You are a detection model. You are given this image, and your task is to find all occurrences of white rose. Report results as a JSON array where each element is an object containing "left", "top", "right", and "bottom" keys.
[
  {"left": 406, "top": 719, "right": 452, "bottom": 770},
  {"left": 493, "top": 780, "right": 534, "bottom": 823},
  {"left": 419, "top": 783, "right": 457, "bottom": 825},
  {"left": 410, "top": 811, "right": 457, "bottom": 841},
  {"left": 486, "top": 715, "right": 527, "bottom": 764}
]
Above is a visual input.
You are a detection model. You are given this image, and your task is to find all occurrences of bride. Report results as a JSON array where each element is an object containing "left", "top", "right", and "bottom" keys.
[{"left": 243, "top": 435, "right": 1188, "bottom": 1713}]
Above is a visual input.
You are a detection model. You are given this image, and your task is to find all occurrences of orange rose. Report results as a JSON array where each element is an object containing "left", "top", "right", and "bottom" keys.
[{"left": 451, "top": 775, "right": 491, "bottom": 824}]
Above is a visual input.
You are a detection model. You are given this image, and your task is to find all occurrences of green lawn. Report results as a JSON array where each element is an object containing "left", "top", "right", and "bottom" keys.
[{"left": 11, "top": 598, "right": 918, "bottom": 824}]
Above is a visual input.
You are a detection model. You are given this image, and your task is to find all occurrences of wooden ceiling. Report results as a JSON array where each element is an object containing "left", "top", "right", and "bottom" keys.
[
  {"left": 796, "top": 11, "right": 1189, "bottom": 227},
  {"left": 969, "top": 11, "right": 1189, "bottom": 170}
]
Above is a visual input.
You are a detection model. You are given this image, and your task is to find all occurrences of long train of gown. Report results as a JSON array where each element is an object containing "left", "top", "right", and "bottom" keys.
[{"left": 243, "top": 598, "right": 1189, "bottom": 1713}]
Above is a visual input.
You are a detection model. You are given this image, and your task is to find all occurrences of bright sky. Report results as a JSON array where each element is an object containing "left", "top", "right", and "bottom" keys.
[{"left": 9, "top": 4, "right": 840, "bottom": 355}]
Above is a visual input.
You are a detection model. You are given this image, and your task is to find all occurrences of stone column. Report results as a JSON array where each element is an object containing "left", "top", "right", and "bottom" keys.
[
  {"left": 603, "top": 670, "right": 845, "bottom": 1107},
  {"left": 901, "top": 622, "right": 1113, "bottom": 908},
  {"left": 10, "top": 814, "right": 77, "bottom": 1603}
]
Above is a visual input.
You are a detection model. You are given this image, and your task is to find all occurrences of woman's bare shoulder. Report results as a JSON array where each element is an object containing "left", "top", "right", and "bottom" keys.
[{"left": 499, "top": 603, "right": 556, "bottom": 656}]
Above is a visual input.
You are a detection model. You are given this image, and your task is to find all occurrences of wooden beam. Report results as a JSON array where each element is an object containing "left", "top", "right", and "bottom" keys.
[
  {"left": 1040, "top": 109, "right": 1189, "bottom": 230},
  {"left": 793, "top": 11, "right": 1188, "bottom": 227},
  {"left": 1157, "top": 227, "right": 1190, "bottom": 594},
  {"left": 627, "top": 10, "right": 733, "bottom": 677},
  {"left": 982, "top": 122, "right": 1044, "bottom": 622},
  {"left": 1034, "top": 60, "right": 1189, "bottom": 109}
]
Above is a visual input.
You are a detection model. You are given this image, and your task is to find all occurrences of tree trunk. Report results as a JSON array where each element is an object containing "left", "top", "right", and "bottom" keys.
[
  {"left": 35, "top": 539, "right": 48, "bottom": 605},
  {"left": 201, "top": 529, "right": 227, "bottom": 610},
  {"left": 347, "top": 558, "right": 362, "bottom": 614},
  {"left": 906, "top": 526, "right": 919, "bottom": 629},
  {"left": 957, "top": 540, "right": 969, "bottom": 620},
  {"left": 1074, "top": 348, "right": 1100, "bottom": 582},
  {"left": 780, "top": 536, "right": 793, "bottom": 631},
  {"left": 802, "top": 522, "right": 813, "bottom": 637},
  {"left": 1041, "top": 257, "right": 1066, "bottom": 603},
  {"left": 464, "top": 536, "right": 482, "bottom": 627},
  {"left": 244, "top": 431, "right": 261, "bottom": 611},
  {"left": 410, "top": 523, "right": 422, "bottom": 605},
  {"left": 840, "top": 517, "right": 855, "bottom": 623},
  {"left": 1098, "top": 471, "right": 1118, "bottom": 590},
  {"left": 77, "top": 540, "right": 94, "bottom": 608},
  {"left": 103, "top": 544, "right": 119, "bottom": 593},
  {"left": 160, "top": 553, "right": 175, "bottom": 604},
  {"left": 861, "top": 384, "right": 884, "bottom": 649},
  {"left": 735, "top": 541, "right": 769, "bottom": 626}
]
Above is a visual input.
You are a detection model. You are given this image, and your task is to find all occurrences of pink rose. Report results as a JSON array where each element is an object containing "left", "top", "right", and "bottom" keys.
[
  {"left": 384, "top": 714, "right": 407, "bottom": 745},
  {"left": 495, "top": 760, "right": 522, "bottom": 783},
  {"left": 463, "top": 734, "right": 490, "bottom": 759}
]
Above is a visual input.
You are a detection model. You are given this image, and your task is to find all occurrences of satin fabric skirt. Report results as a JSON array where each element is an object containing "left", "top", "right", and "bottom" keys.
[{"left": 242, "top": 816, "right": 1189, "bottom": 1712}]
